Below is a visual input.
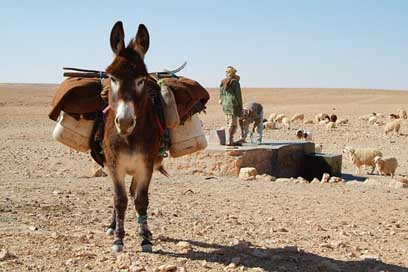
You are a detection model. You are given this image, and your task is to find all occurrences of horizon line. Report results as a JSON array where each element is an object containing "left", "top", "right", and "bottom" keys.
[{"left": 0, "top": 82, "right": 407, "bottom": 92}]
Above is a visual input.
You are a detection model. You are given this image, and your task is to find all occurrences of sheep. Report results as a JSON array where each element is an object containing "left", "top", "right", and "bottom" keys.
[
  {"left": 337, "top": 118, "right": 349, "bottom": 125},
  {"left": 384, "top": 120, "right": 401, "bottom": 135},
  {"left": 303, "top": 119, "right": 314, "bottom": 124},
  {"left": 275, "top": 114, "right": 286, "bottom": 123},
  {"left": 263, "top": 121, "right": 276, "bottom": 130},
  {"left": 315, "top": 143, "right": 323, "bottom": 153},
  {"left": 281, "top": 117, "right": 291, "bottom": 129},
  {"left": 330, "top": 114, "right": 337, "bottom": 123},
  {"left": 319, "top": 119, "right": 330, "bottom": 125},
  {"left": 374, "top": 156, "right": 398, "bottom": 177},
  {"left": 368, "top": 116, "right": 377, "bottom": 125},
  {"left": 359, "top": 113, "right": 375, "bottom": 121},
  {"left": 315, "top": 113, "right": 329, "bottom": 122},
  {"left": 296, "top": 129, "right": 312, "bottom": 141},
  {"left": 326, "top": 121, "right": 336, "bottom": 130},
  {"left": 268, "top": 113, "right": 277, "bottom": 122},
  {"left": 291, "top": 113, "right": 304, "bottom": 123},
  {"left": 398, "top": 109, "right": 407, "bottom": 119},
  {"left": 343, "top": 146, "right": 383, "bottom": 174}
]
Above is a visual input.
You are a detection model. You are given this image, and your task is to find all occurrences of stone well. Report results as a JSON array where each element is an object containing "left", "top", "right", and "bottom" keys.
[{"left": 164, "top": 141, "right": 334, "bottom": 178}]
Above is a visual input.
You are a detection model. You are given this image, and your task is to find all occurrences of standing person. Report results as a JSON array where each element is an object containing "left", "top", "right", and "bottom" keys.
[
  {"left": 219, "top": 66, "right": 243, "bottom": 146},
  {"left": 239, "top": 102, "right": 263, "bottom": 144}
]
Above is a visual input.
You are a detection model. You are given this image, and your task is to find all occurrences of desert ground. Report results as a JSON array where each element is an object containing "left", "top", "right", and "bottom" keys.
[{"left": 0, "top": 83, "right": 407, "bottom": 272}]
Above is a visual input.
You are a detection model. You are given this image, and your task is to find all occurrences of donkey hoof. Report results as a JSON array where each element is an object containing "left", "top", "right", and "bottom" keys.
[
  {"left": 106, "top": 228, "right": 115, "bottom": 236},
  {"left": 112, "top": 240, "right": 124, "bottom": 252},
  {"left": 141, "top": 239, "right": 153, "bottom": 253}
]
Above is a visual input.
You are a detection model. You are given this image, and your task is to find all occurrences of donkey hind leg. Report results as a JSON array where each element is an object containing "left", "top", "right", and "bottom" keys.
[
  {"left": 131, "top": 172, "right": 153, "bottom": 252},
  {"left": 111, "top": 175, "right": 128, "bottom": 252},
  {"left": 106, "top": 209, "right": 116, "bottom": 236}
]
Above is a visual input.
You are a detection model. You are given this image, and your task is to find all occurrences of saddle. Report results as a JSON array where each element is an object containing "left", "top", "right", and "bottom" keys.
[{"left": 49, "top": 72, "right": 209, "bottom": 166}]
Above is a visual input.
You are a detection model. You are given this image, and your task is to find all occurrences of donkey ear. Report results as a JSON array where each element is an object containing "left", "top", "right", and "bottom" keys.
[
  {"left": 110, "top": 21, "right": 125, "bottom": 55},
  {"left": 133, "top": 24, "right": 150, "bottom": 58}
]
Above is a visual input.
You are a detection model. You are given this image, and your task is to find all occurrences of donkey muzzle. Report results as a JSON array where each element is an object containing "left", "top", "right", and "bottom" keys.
[{"left": 115, "top": 116, "right": 136, "bottom": 135}]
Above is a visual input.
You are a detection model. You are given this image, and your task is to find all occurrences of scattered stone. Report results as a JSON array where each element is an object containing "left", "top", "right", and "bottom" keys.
[
  {"left": 129, "top": 264, "right": 146, "bottom": 272},
  {"left": 320, "top": 243, "right": 333, "bottom": 249},
  {"left": 224, "top": 263, "right": 237, "bottom": 271},
  {"left": 277, "top": 227, "right": 289, "bottom": 232},
  {"left": 321, "top": 173, "right": 330, "bottom": 183},
  {"left": 65, "top": 258, "right": 79, "bottom": 266},
  {"left": 390, "top": 181, "right": 408, "bottom": 189},
  {"left": 0, "top": 249, "right": 16, "bottom": 261},
  {"left": 396, "top": 176, "right": 408, "bottom": 184},
  {"left": 92, "top": 167, "right": 108, "bottom": 177},
  {"left": 329, "top": 177, "right": 343, "bottom": 183},
  {"left": 239, "top": 167, "right": 257, "bottom": 181},
  {"left": 177, "top": 241, "right": 192, "bottom": 252},
  {"left": 256, "top": 174, "right": 276, "bottom": 181},
  {"left": 275, "top": 178, "right": 291, "bottom": 183},
  {"left": 297, "top": 177, "right": 309, "bottom": 184},
  {"left": 360, "top": 254, "right": 380, "bottom": 261},
  {"left": 201, "top": 260, "right": 211, "bottom": 269},
  {"left": 250, "top": 248, "right": 269, "bottom": 258},
  {"left": 29, "top": 226, "right": 38, "bottom": 231},
  {"left": 282, "top": 245, "right": 299, "bottom": 253},
  {"left": 232, "top": 239, "right": 250, "bottom": 249},
  {"left": 311, "top": 178, "right": 320, "bottom": 184},
  {"left": 52, "top": 190, "right": 62, "bottom": 195},
  {"left": 117, "top": 253, "right": 132, "bottom": 269}
]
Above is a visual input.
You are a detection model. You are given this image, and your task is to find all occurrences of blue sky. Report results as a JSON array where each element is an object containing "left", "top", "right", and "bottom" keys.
[{"left": 1, "top": 0, "right": 407, "bottom": 89}]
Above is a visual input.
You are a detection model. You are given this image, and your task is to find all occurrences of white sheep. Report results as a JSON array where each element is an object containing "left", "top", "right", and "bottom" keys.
[
  {"left": 368, "top": 116, "right": 377, "bottom": 125},
  {"left": 359, "top": 113, "right": 376, "bottom": 121},
  {"left": 315, "top": 143, "right": 323, "bottom": 153},
  {"left": 291, "top": 113, "right": 304, "bottom": 123},
  {"left": 296, "top": 129, "right": 312, "bottom": 141},
  {"left": 281, "top": 117, "right": 291, "bottom": 129},
  {"left": 275, "top": 114, "right": 286, "bottom": 123},
  {"left": 326, "top": 121, "right": 336, "bottom": 130},
  {"left": 398, "top": 109, "right": 407, "bottom": 119},
  {"left": 319, "top": 119, "right": 330, "bottom": 125},
  {"left": 384, "top": 120, "right": 401, "bottom": 135},
  {"left": 268, "top": 113, "right": 277, "bottom": 122},
  {"left": 263, "top": 121, "right": 276, "bottom": 130},
  {"left": 315, "top": 113, "right": 329, "bottom": 122},
  {"left": 374, "top": 156, "right": 398, "bottom": 177},
  {"left": 343, "top": 146, "right": 383, "bottom": 174}
]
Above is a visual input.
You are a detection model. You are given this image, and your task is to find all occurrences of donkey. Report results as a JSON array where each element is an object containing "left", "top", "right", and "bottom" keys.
[{"left": 103, "top": 21, "right": 165, "bottom": 252}]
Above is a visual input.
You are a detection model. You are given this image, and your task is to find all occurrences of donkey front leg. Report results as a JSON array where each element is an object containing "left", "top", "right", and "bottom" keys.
[
  {"left": 111, "top": 175, "right": 128, "bottom": 252},
  {"left": 131, "top": 171, "right": 153, "bottom": 252}
]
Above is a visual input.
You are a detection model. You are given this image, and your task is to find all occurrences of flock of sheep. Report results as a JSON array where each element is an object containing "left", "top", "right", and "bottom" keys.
[{"left": 261, "top": 109, "right": 407, "bottom": 178}]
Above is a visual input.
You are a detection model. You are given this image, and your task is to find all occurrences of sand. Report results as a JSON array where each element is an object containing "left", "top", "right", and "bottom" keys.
[{"left": 0, "top": 83, "right": 407, "bottom": 271}]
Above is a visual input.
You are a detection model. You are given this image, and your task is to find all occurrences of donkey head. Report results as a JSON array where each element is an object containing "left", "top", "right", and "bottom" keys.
[{"left": 106, "top": 21, "right": 150, "bottom": 136}]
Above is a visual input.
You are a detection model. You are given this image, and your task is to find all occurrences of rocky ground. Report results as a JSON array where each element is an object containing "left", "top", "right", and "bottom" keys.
[{"left": 0, "top": 84, "right": 407, "bottom": 271}]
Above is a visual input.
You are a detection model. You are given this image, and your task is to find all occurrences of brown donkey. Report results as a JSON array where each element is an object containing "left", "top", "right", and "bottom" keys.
[{"left": 103, "top": 21, "right": 165, "bottom": 252}]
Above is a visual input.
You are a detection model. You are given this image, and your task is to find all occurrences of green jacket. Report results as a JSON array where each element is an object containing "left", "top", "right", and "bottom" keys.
[{"left": 219, "top": 78, "right": 243, "bottom": 116}]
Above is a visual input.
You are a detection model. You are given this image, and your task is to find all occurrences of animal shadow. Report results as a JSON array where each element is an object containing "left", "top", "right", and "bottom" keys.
[{"left": 154, "top": 236, "right": 407, "bottom": 272}]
